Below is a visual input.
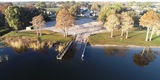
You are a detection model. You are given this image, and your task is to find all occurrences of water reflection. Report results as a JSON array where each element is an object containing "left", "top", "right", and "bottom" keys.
[
  {"left": 13, "top": 47, "right": 27, "bottom": 54},
  {"left": 133, "top": 47, "right": 156, "bottom": 66},
  {"left": 33, "top": 46, "right": 49, "bottom": 54},
  {"left": 62, "top": 45, "right": 77, "bottom": 61},
  {"left": 12, "top": 46, "right": 49, "bottom": 54},
  {"left": 0, "top": 55, "right": 8, "bottom": 63},
  {"left": 0, "top": 45, "right": 160, "bottom": 80},
  {"left": 0, "top": 48, "right": 9, "bottom": 63},
  {"left": 104, "top": 47, "right": 128, "bottom": 57}
]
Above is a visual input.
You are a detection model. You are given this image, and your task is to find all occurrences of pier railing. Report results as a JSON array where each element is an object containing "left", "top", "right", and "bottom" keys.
[{"left": 56, "top": 38, "right": 75, "bottom": 60}]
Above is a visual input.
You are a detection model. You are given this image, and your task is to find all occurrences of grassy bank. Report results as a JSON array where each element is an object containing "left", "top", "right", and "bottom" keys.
[
  {"left": 89, "top": 30, "right": 160, "bottom": 46},
  {"left": 0, "top": 27, "right": 11, "bottom": 36},
  {"left": 2, "top": 30, "right": 73, "bottom": 44},
  {"left": 0, "top": 30, "right": 73, "bottom": 53}
]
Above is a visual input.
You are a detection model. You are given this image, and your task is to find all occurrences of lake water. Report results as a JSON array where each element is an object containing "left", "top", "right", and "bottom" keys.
[{"left": 0, "top": 46, "right": 160, "bottom": 80}]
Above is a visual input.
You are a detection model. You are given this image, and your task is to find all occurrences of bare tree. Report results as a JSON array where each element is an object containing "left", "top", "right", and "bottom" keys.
[
  {"left": 120, "top": 12, "right": 134, "bottom": 38},
  {"left": 55, "top": 8, "right": 75, "bottom": 37},
  {"left": 31, "top": 14, "right": 45, "bottom": 36}
]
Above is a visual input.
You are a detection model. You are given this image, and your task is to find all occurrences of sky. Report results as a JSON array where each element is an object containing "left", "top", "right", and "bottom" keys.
[{"left": 0, "top": 0, "right": 160, "bottom": 2}]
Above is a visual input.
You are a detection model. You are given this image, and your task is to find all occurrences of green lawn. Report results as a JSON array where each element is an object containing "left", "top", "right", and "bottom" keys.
[
  {"left": 2, "top": 31, "right": 73, "bottom": 44},
  {"left": 45, "top": 8, "right": 58, "bottom": 12},
  {"left": 0, "top": 27, "right": 10, "bottom": 36},
  {"left": 89, "top": 30, "right": 160, "bottom": 46}
]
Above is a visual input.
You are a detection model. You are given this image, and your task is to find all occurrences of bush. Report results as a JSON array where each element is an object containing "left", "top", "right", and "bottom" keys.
[{"left": 55, "top": 43, "right": 66, "bottom": 53}]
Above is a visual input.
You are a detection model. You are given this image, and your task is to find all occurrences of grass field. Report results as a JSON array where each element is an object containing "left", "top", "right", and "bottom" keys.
[
  {"left": 45, "top": 8, "right": 59, "bottom": 12},
  {"left": 2, "top": 30, "right": 73, "bottom": 44},
  {"left": 89, "top": 30, "right": 160, "bottom": 46}
]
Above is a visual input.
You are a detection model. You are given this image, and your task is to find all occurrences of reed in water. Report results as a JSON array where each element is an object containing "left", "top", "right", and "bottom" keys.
[{"left": 2, "top": 36, "right": 55, "bottom": 52}]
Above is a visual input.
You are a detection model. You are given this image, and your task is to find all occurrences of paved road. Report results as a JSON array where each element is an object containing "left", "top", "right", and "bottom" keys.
[
  {"left": 44, "top": 18, "right": 106, "bottom": 41},
  {"left": 20, "top": 18, "right": 106, "bottom": 41},
  {"left": 20, "top": 18, "right": 106, "bottom": 61}
]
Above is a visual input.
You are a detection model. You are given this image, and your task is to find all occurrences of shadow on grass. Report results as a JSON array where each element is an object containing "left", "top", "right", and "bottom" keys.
[
  {"left": 113, "top": 34, "right": 121, "bottom": 37},
  {"left": 66, "top": 35, "right": 73, "bottom": 37},
  {"left": 128, "top": 32, "right": 144, "bottom": 38},
  {"left": 152, "top": 36, "right": 160, "bottom": 41}
]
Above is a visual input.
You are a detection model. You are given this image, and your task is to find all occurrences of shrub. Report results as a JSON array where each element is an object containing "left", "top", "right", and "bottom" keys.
[
  {"left": 28, "top": 41, "right": 45, "bottom": 51},
  {"left": 55, "top": 43, "right": 65, "bottom": 53}
]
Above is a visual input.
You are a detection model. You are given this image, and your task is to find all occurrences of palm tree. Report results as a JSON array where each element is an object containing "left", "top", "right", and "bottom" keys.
[{"left": 104, "top": 14, "right": 120, "bottom": 38}]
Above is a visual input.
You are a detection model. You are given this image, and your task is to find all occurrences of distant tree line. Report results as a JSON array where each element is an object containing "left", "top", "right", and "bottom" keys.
[{"left": 0, "top": 2, "right": 51, "bottom": 31}]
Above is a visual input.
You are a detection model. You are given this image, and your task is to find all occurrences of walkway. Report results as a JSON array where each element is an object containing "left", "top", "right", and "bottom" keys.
[
  {"left": 20, "top": 18, "right": 106, "bottom": 60},
  {"left": 20, "top": 18, "right": 106, "bottom": 37},
  {"left": 52, "top": 18, "right": 106, "bottom": 60}
]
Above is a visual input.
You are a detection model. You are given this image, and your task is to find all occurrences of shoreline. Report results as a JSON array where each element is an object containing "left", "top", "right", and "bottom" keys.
[{"left": 91, "top": 44, "right": 160, "bottom": 48}]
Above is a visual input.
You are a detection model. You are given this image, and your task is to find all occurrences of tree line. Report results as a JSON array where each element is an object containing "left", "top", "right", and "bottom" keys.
[
  {"left": 1, "top": 1, "right": 160, "bottom": 41},
  {"left": 0, "top": 2, "right": 51, "bottom": 31},
  {"left": 95, "top": 3, "right": 160, "bottom": 41},
  {"left": 0, "top": 3, "right": 37, "bottom": 30},
  {"left": 55, "top": 2, "right": 160, "bottom": 42}
]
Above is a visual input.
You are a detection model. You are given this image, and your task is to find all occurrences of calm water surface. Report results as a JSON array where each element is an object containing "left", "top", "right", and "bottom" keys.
[{"left": 0, "top": 46, "right": 160, "bottom": 80}]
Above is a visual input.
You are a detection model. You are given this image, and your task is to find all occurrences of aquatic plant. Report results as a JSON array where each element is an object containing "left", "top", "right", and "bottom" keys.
[
  {"left": 28, "top": 41, "right": 46, "bottom": 51},
  {"left": 10, "top": 39, "right": 25, "bottom": 50},
  {"left": 55, "top": 43, "right": 65, "bottom": 53},
  {"left": 47, "top": 41, "right": 55, "bottom": 48},
  {"left": 2, "top": 36, "right": 55, "bottom": 52}
]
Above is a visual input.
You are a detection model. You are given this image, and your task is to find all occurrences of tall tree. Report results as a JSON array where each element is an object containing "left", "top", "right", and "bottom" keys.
[
  {"left": 98, "top": 4, "right": 111, "bottom": 22},
  {"left": 91, "top": 3, "right": 100, "bottom": 16},
  {"left": 104, "top": 14, "right": 120, "bottom": 38},
  {"left": 56, "top": 3, "right": 70, "bottom": 14},
  {"left": 111, "top": 2, "right": 124, "bottom": 13},
  {"left": 19, "top": 6, "right": 39, "bottom": 28},
  {"left": 0, "top": 13, "right": 3, "bottom": 26},
  {"left": 98, "top": 3, "right": 124, "bottom": 23},
  {"left": 0, "top": 3, "right": 12, "bottom": 26},
  {"left": 98, "top": 4, "right": 117, "bottom": 23},
  {"left": 31, "top": 14, "right": 45, "bottom": 36},
  {"left": 0, "top": 3, "right": 12, "bottom": 14},
  {"left": 126, "top": 11, "right": 139, "bottom": 27},
  {"left": 69, "top": 4, "right": 80, "bottom": 16},
  {"left": 5, "top": 6, "right": 22, "bottom": 31},
  {"left": 70, "top": 1, "right": 76, "bottom": 6},
  {"left": 120, "top": 12, "right": 134, "bottom": 38},
  {"left": 55, "top": 8, "right": 75, "bottom": 37},
  {"left": 139, "top": 10, "right": 160, "bottom": 41}
]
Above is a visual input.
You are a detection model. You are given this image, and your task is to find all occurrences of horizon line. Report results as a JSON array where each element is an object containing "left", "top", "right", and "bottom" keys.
[{"left": 0, "top": 0, "right": 160, "bottom": 2}]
